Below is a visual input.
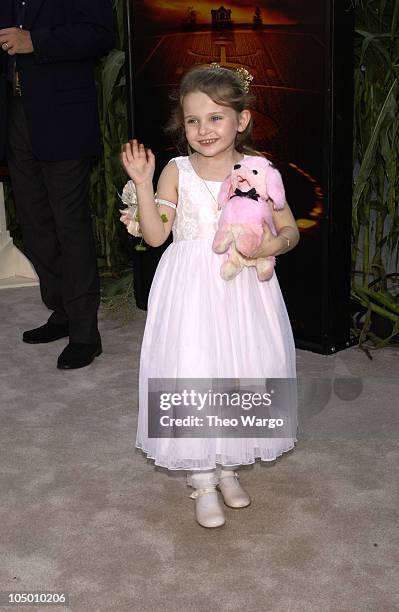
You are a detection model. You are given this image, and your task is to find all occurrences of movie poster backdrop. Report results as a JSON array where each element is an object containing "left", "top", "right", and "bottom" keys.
[{"left": 126, "top": 0, "right": 354, "bottom": 353}]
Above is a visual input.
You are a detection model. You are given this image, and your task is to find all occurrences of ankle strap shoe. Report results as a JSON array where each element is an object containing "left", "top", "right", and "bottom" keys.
[
  {"left": 217, "top": 472, "right": 251, "bottom": 508},
  {"left": 189, "top": 486, "right": 225, "bottom": 528}
]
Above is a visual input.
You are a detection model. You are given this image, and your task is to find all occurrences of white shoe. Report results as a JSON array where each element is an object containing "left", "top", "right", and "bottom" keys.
[
  {"left": 189, "top": 486, "right": 226, "bottom": 528},
  {"left": 217, "top": 471, "right": 251, "bottom": 508}
]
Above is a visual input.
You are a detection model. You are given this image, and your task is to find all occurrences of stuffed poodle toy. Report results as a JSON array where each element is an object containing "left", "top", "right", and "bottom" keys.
[{"left": 212, "top": 156, "right": 286, "bottom": 281}]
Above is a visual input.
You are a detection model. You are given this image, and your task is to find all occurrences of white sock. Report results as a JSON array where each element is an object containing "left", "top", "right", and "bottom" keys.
[
  {"left": 187, "top": 469, "right": 219, "bottom": 488},
  {"left": 220, "top": 465, "right": 239, "bottom": 476}
]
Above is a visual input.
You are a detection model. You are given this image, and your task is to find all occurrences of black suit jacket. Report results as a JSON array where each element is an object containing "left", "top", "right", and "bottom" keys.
[
  {"left": 0, "top": 54, "right": 5, "bottom": 162},
  {"left": 0, "top": 0, "right": 115, "bottom": 161}
]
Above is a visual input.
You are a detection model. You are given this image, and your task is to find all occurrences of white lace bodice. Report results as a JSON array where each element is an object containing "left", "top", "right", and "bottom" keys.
[{"left": 170, "top": 156, "right": 222, "bottom": 241}]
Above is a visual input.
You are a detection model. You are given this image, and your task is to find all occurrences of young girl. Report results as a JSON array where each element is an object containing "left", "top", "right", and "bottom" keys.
[{"left": 121, "top": 65, "right": 299, "bottom": 529}]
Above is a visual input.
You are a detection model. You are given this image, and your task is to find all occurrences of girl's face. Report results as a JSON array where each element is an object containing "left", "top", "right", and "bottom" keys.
[{"left": 182, "top": 91, "right": 250, "bottom": 159}]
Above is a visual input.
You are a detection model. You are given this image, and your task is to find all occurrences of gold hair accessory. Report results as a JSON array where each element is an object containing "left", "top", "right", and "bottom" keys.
[
  {"left": 235, "top": 67, "right": 254, "bottom": 92},
  {"left": 209, "top": 63, "right": 254, "bottom": 93}
]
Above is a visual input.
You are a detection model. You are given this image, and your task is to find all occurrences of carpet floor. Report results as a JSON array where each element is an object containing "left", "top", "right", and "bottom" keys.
[{"left": 0, "top": 287, "right": 398, "bottom": 612}]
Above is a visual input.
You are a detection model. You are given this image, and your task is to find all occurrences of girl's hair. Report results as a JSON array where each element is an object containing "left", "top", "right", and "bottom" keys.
[{"left": 165, "top": 65, "right": 260, "bottom": 156}]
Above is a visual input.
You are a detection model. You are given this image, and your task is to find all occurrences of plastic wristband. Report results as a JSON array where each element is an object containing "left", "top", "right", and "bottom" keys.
[{"left": 155, "top": 197, "right": 177, "bottom": 209}]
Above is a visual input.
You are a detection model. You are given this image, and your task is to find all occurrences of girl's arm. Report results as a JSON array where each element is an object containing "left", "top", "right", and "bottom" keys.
[
  {"left": 251, "top": 201, "right": 300, "bottom": 258},
  {"left": 121, "top": 140, "right": 178, "bottom": 247}
]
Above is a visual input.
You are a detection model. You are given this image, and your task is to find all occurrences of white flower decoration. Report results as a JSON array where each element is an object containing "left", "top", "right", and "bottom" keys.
[{"left": 119, "top": 180, "right": 142, "bottom": 237}]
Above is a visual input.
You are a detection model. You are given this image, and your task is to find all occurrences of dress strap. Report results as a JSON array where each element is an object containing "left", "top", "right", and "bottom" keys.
[{"left": 168, "top": 156, "right": 190, "bottom": 171}]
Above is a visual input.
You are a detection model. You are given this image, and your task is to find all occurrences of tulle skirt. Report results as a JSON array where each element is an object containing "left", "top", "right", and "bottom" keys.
[{"left": 136, "top": 238, "right": 297, "bottom": 471}]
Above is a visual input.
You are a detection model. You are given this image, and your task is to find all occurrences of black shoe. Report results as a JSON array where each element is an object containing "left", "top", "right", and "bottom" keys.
[
  {"left": 57, "top": 342, "right": 102, "bottom": 370},
  {"left": 23, "top": 322, "right": 69, "bottom": 344}
]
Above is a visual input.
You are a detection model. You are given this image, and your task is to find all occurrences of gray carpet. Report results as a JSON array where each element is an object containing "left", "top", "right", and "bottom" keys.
[{"left": 0, "top": 287, "right": 398, "bottom": 612}]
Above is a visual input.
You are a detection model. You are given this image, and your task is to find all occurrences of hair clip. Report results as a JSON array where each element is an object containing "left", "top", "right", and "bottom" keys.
[
  {"left": 209, "top": 63, "right": 254, "bottom": 92},
  {"left": 235, "top": 67, "right": 254, "bottom": 93}
]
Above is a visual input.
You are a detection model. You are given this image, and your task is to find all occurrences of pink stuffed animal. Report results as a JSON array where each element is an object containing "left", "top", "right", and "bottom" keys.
[{"left": 212, "top": 156, "right": 286, "bottom": 281}]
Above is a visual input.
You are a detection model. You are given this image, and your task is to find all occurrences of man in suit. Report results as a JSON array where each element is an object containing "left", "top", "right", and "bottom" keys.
[{"left": 0, "top": 0, "right": 115, "bottom": 369}]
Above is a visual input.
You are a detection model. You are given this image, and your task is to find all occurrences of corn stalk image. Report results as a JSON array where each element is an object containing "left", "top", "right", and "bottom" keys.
[
  {"left": 91, "top": 0, "right": 129, "bottom": 272},
  {"left": 351, "top": 0, "right": 399, "bottom": 353},
  {"left": 90, "top": 0, "right": 138, "bottom": 315}
]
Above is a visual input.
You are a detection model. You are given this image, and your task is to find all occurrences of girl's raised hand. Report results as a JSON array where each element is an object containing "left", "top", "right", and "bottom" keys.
[{"left": 121, "top": 139, "right": 155, "bottom": 186}]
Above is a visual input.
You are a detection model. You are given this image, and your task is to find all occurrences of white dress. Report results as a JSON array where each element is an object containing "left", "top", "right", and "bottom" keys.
[{"left": 136, "top": 156, "right": 297, "bottom": 470}]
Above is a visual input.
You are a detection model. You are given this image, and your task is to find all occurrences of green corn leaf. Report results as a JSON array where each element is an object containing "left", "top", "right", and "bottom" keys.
[
  {"left": 353, "top": 77, "right": 398, "bottom": 211},
  {"left": 392, "top": 0, "right": 399, "bottom": 38},
  {"left": 102, "top": 49, "right": 125, "bottom": 112}
]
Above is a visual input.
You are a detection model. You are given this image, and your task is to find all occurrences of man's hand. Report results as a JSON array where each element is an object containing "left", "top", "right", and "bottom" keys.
[{"left": 0, "top": 28, "right": 34, "bottom": 55}]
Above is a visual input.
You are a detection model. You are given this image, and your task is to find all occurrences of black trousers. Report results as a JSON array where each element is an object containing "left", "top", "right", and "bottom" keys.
[{"left": 7, "top": 95, "right": 101, "bottom": 344}]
